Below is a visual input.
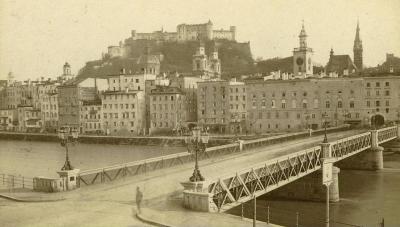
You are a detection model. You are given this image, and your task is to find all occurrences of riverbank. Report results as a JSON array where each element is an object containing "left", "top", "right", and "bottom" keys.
[{"left": 0, "top": 131, "right": 230, "bottom": 147}]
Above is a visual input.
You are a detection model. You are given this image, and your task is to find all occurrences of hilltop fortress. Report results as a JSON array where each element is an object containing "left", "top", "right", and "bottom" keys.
[{"left": 107, "top": 20, "right": 236, "bottom": 58}]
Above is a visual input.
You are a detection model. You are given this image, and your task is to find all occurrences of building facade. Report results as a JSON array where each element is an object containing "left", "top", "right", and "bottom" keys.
[
  {"left": 149, "top": 86, "right": 187, "bottom": 135},
  {"left": 102, "top": 90, "right": 146, "bottom": 135},
  {"left": 80, "top": 99, "right": 103, "bottom": 134}
]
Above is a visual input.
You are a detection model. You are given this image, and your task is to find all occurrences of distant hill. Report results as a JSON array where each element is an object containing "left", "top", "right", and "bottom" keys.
[{"left": 78, "top": 39, "right": 255, "bottom": 79}]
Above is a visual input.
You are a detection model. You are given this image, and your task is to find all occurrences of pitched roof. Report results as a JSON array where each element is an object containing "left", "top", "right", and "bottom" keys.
[{"left": 325, "top": 55, "right": 357, "bottom": 75}]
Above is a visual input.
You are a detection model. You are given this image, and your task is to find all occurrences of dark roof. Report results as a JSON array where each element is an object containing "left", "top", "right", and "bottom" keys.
[
  {"left": 150, "top": 86, "right": 184, "bottom": 94},
  {"left": 256, "top": 57, "right": 293, "bottom": 74},
  {"left": 325, "top": 55, "right": 357, "bottom": 75}
]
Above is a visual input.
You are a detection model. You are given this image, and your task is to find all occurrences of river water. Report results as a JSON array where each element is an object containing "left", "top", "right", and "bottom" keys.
[
  {"left": 0, "top": 140, "right": 399, "bottom": 226},
  {"left": 0, "top": 140, "right": 185, "bottom": 178}
]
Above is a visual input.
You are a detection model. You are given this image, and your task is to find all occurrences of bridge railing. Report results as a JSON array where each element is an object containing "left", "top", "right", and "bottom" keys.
[
  {"left": 77, "top": 125, "right": 351, "bottom": 187},
  {"left": 377, "top": 126, "right": 398, "bottom": 144},
  {"left": 241, "top": 125, "right": 350, "bottom": 150},
  {"left": 206, "top": 146, "right": 323, "bottom": 212},
  {"left": 330, "top": 132, "right": 372, "bottom": 160},
  {"left": 0, "top": 174, "right": 34, "bottom": 190}
]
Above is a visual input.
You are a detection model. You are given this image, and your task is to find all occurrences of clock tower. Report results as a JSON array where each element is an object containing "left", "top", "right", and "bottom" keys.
[{"left": 293, "top": 21, "right": 313, "bottom": 77}]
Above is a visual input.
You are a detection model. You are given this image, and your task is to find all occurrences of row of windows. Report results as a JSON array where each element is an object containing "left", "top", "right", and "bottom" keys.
[
  {"left": 248, "top": 112, "right": 361, "bottom": 120},
  {"left": 81, "top": 106, "right": 101, "bottom": 111},
  {"left": 84, "top": 122, "right": 102, "bottom": 130},
  {"left": 366, "top": 81, "right": 390, "bottom": 87},
  {"left": 110, "top": 78, "right": 140, "bottom": 83},
  {"left": 81, "top": 114, "right": 101, "bottom": 119},
  {"left": 42, "top": 104, "right": 58, "bottom": 110},
  {"left": 151, "top": 95, "right": 181, "bottom": 101},
  {"left": 103, "top": 112, "right": 136, "bottom": 119},
  {"left": 103, "top": 104, "right": 135, "bottom": 109},
  {"left": 152, "top": 103, "right": 182, "bottom": 111},
  {"left": 43, "top": 112, "right": 58, "bottom": 118},
  {"left": 366, "top": 100, "right": 390, "bottom": 107},
  {"left": 152, "top": 113, "right": 182, "bottom": 119},
  {"left": 152, "top": 121, "right": 177, "bottom": 128},
  {"left": 103, "top": 94, "right": 138, "bottom": 100},
  {"left": 366, "top": 90, "right": 390, "bottom": 96},
  {"left": 104, "top": 121, "right": 135, "bottom": 127}
]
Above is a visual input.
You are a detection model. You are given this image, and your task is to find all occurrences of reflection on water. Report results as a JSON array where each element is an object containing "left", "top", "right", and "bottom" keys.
[
  {"left": 0, "top": 140, "right": 185, "bottom": 178},
  {"left": 228, "top": 154, "right": 400, "bottom": 227}
]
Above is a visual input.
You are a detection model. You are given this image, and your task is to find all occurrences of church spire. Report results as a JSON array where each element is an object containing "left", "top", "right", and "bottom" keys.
[
  {"left": 299, "top": 20, "right": 307, "bottom": 49},
  {"left": 353, "top": 20, "right": 363, "bottom": 71}
]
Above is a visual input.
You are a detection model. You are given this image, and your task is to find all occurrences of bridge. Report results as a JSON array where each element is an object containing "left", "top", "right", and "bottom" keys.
[
  {"left": 2, "top": 125, "right": 399, "bottom": 227},
  {"left": 181, "top": 126, "right": 398, "bottom": 212}
]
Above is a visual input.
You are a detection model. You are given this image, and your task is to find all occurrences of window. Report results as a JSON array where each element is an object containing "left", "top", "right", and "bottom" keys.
[
  {"left": 376, "top": 82, "right": 380, "bottom": 87},
  {"left": 302, "top": 100, "right": 307, "bottom": 109},
  {"left": 385, "top": 82, "right": 390, "bottom": 87},
  {"left": 326, "top": 101, "right": 330, "bottom": 108},
  {"left": 350, "top": 101, "right": 355, "bottom": 108},
  {"left": 281, "top": 100, "right": 286, "bottom": 109},
  {"left": 367, "top": 101, "right": 370, "bottom": 107},
  {"left": 338, "top": 100, "right": 343, "bottom": 108},
  {"left": 386, "top": 100, "right": 390, "bottom": 106},
  {"left": 366, "top": 82, "right": 370, "bottom": 87},
  {"left": 376, "top": 101, "right": 380, "bottom": 107},
  {"left": 385, "top": 90, "right": 390, "bottom": 96},
  {"left": 367, "top": 91, "right": 371, "bottom": 96},
  {"left": 271, "top": 100, "right": 276, "bottom": 108},
  {"left": 376, "top": 90, "right": 380, "bottom": 96}
]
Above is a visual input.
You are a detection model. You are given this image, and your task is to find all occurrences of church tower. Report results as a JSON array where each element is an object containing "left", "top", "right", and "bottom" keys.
[
  {"left": 192, "top": 40, "right": 208, "bottom": 74},
  {"left": 353, "top": 20, "right": 363, "bottom": 71},
  {"left": 293, "top": 21, "right": 313, "bottom": 77}
]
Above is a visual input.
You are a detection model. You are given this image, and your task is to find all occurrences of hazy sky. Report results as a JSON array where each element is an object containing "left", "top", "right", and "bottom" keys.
[{"left": 1, "top": 0, "right": 399, "bottom": 81}]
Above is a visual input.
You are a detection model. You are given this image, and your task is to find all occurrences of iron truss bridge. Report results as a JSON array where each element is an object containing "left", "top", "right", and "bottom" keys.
[
  {"left": 77, "top": 125, "right": 349, "bottom": 187},
  {"left": 206, "top": 126, "right": 397, "bottom": 212}
]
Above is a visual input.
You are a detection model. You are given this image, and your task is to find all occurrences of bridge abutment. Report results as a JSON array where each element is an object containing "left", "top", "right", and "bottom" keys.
[{"left": 266, "top": 166, "right": 340, "bottom": 202}]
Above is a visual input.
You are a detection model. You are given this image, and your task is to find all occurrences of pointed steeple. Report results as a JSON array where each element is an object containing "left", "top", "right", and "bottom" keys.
[
  {"left": 353, "top": 20, "right": 363, "bottom": 71},
  {"left": 299, "top": 20, "right": 307, "bottom": 49}
]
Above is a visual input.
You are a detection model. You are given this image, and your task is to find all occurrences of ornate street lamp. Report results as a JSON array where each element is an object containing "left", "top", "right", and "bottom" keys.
[
  {"left": 322, "top": 112, "right": 328, "bottom": 143},
  {"left": 185, "top": 126, "right": 209, "bottom": 182},
  {"left": 58, "top": 126, "right": 79, "bottom": 171}
]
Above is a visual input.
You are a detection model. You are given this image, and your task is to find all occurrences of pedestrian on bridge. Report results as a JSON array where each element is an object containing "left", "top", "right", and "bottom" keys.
[{"left": 136, "top": 186, "right": 143, "bottom": 214}]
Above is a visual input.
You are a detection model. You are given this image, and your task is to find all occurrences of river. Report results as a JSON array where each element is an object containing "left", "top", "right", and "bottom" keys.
[{"left": 0, "top": 139, "right": 185, "bottom": 178}]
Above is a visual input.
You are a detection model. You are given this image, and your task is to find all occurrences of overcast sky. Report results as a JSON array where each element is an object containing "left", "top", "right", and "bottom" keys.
[{"left": 1, "top": 0, "right": 399, "bottom": 80}]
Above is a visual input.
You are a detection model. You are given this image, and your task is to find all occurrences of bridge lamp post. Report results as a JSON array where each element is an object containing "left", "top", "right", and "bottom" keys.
[
  {"left": 58, "top": 126, "right": 79, "bottom": 171},
  {"left": 322, "top": 112, "right": 329, "bottom": 143},
  {"left": 185, "top": 126, "right": 209, "bottom": 182}
]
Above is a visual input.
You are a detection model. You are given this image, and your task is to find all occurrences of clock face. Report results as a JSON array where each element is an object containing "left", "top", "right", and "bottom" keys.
[{"left": 296, "top": 57, "right": 304, "bottom": 66}]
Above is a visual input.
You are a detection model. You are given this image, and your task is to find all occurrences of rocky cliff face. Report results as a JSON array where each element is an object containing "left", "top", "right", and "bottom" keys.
[{"left": 77, "top": 39, "right": 255, "bottom": 78}]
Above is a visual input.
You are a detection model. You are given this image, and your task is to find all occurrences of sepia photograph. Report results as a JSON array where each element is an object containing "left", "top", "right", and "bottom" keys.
[{"left": 0, "top": 0, "right": 400, "bottom": 226}]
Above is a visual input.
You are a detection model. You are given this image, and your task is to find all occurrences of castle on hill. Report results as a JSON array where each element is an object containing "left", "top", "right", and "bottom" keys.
[{"left": 106, "top": 20, "right": 236, "bottom": 58}]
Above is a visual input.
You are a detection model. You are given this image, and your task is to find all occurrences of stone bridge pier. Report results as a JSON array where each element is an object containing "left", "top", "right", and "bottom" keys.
[{"left": 337, "top": 130, "right": 384, "bottom": 170}]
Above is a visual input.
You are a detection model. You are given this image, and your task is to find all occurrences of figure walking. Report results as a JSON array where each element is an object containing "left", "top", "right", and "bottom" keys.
[{"left": 136, "top": 186, "right": 143, "bottom": 214}]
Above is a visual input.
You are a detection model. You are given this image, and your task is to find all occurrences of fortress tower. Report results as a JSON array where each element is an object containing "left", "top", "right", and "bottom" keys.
[{"left": 353, "top": 20, "right": 363, "bottom": 71}]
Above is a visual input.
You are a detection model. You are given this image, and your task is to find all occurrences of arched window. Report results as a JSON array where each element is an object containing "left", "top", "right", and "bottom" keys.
[
  {"left": 281, "top": 100, "right": 286, "bottom": 109},
  {"left": 338, "top": 100, "right": 343, "bottom": 108},
  {"left": 302, "top": 99, "right": 308, "bottom": 109}
]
